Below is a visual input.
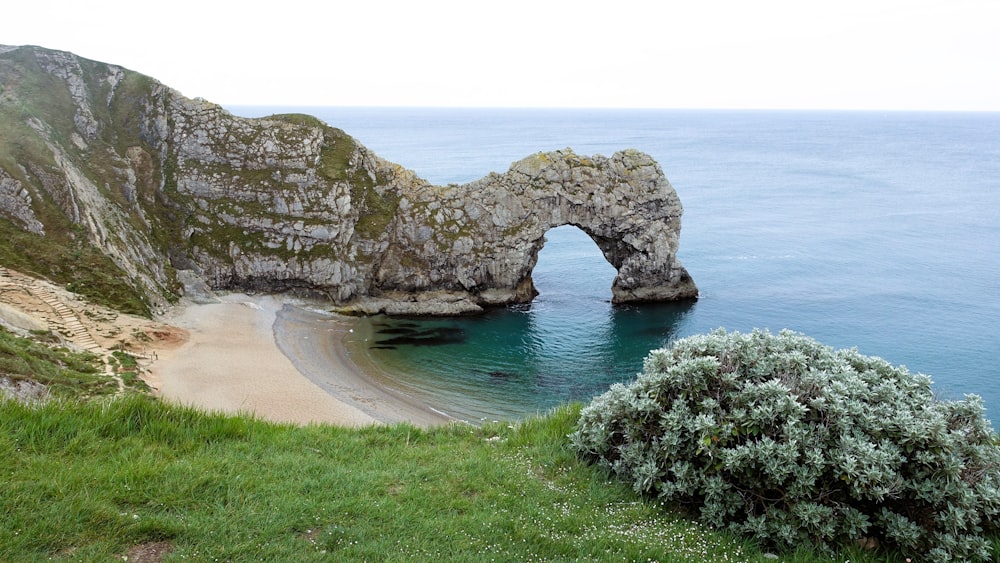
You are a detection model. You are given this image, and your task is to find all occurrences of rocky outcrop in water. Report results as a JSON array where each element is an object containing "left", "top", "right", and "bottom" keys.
[
  {"left": 0, "top": 45, "right": 697, "bottom": 315},
  {"left": 346, "top": 148, "right": 697, "bottom": 314}
]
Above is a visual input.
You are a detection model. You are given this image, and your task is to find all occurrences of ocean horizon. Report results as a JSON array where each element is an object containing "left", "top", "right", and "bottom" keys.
[{"left": 230, "top": 107, "right": 1000, "bottom": 426}]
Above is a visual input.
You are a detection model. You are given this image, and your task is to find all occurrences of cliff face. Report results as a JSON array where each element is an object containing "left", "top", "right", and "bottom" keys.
[{"left": 0, "top": 45, "right": 697, "bottom": 315}]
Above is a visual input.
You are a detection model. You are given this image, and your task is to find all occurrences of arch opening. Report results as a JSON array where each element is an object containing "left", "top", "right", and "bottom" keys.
[{"left": 529, "top": 225, "right": 618, "bottom": 304}]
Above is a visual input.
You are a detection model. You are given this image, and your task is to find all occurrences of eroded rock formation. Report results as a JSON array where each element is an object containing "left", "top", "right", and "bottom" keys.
[
  {"left": 350, "top": 149, "right": 698, "bottom": 314},
  {"left": 0, "top": 45, "right": 697, "bottom": 315}
]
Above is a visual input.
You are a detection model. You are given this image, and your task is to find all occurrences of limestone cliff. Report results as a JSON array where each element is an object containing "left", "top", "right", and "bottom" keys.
[{"left": 0, "top": 45, "right": 697, "bottom": 316}]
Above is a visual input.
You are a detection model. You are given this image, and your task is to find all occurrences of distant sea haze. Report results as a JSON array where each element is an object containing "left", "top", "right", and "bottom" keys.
[{"left": 231, "top": 107, "right": 1000, "bottom": 425}]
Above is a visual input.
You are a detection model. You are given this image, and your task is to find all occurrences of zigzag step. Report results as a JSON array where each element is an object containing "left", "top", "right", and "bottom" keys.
[{"left": 3, "top": 271, "right": 107, "bottom": 349}]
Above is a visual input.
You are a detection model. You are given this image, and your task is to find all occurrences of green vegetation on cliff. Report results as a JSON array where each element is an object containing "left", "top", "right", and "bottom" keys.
[
  {"left": 0, "top": 220, "right": 153, "bottom": 316},
  {"left": 0, "top": 326, "right": 112, "bottom": 397},
  {"left": 0, "top": 47, "right": 174, "bottom": 315},
  {"left": 318, "top": 129, "right": 399, "bottom": 243},
  {"left": 265, "top": 113, "right": 327, "bottom": 128},
  {"left": 0, "top": 48, "right": 71, "bottom": 171}
]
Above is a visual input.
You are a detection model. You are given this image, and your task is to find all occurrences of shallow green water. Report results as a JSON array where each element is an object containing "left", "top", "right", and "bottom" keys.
[{"left": 350, "top": 226, "right": 696, "bottom": 421}]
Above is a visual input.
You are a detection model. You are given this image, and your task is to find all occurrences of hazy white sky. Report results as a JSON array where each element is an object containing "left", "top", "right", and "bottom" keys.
[{"left": 5, "top": 0, "right": 999, "bottom": 110}]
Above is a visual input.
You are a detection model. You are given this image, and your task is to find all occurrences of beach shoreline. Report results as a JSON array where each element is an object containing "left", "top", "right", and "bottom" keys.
[
  {"left": 0, "top": 263, "right": 457, "bottom": 427},
  {"left": 272, "top": 303, "right": 456, "bottom": 426},
  {"left": 149, "top": 293, "right": 454, "bottom": 428}
]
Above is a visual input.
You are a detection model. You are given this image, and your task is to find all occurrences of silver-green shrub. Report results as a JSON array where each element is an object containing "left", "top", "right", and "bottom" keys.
[{"left": 571, "top": 329, "right": 1000, "bottom": 561}]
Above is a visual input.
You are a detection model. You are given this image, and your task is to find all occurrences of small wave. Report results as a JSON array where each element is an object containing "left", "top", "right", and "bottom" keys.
[{"left": 722, "top": 254, "right": 797, "bottom": 261}]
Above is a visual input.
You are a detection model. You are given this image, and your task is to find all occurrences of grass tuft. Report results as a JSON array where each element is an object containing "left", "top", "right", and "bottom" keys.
[{"left": 0, "top": 326, "right": 112, "bottom": 397}]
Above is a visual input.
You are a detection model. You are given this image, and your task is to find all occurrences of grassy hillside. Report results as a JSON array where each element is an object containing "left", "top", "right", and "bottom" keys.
[
  {"left": 0, "top": 326, "right": 112, "bottom": 397},
  {"left": 3, "top": 395, "right": 920, "bottom": 563},
  {"left": 0, "top": 46, "right": 172, "bottom": 316},
  {"left": 0, "top": 219, "right": 154, "bottom": 316},
  {"left": 2, "top": 328, "right": 994, "bottom": 561}
]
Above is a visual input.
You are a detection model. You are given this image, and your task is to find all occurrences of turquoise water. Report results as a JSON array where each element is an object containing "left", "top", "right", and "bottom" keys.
[
  {"left": 348, "top": 225, "right": 696, "bottom": 421},
  {"left": 233, "top": 108, "right": 1000, "bottom": 424}
]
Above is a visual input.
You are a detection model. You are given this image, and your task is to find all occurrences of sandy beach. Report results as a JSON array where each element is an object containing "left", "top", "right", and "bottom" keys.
[
  {"left": 149, "top": 293, "right": 454, "bottom": 427},
  {"left": 1, "top": 265, "right": 455, "bottom": 427}
]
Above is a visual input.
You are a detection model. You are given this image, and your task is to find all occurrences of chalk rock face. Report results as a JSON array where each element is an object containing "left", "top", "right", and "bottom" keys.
[
  {"left": 0, "top": 170, "right": 44, "bottom": 235},
  {"left": 0, "top": 45, "right": 697, "bottom": 315}
]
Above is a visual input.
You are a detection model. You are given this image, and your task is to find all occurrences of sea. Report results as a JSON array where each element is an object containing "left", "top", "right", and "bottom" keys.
[{"left": 229, "top": 107, "right": 1000, "bottom": 426}]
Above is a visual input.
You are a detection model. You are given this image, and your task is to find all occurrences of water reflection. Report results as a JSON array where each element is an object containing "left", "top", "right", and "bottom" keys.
[{"left": 609, "top": 301, "right": 697, "bottom": 351}]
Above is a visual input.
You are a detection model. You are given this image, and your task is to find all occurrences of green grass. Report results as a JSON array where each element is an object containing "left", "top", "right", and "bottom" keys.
[
  {"left": 0, "top": 327, "right": 113, "bottom": 398},
  {"left": 1, "top": 390, "right": 930, "bottom": 562},
  {"left": 1, "top": 398, "right": 722, "bottom": 562}
]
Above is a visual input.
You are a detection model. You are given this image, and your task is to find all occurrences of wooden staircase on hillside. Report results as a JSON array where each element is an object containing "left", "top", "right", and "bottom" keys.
[{"left": 0, "top": 266, "right": 123, "bottom": 392}]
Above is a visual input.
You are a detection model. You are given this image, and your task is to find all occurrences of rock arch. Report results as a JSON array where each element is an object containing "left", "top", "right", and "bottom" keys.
[
  {"left": 363, "top": 148, "right": 699, "bottom": 314},
  {"left": 522, "top": 222, "right": 660, "bottom": 303},
  {"left": 153, "top": 99, "right": 697, "bottom": 315}
]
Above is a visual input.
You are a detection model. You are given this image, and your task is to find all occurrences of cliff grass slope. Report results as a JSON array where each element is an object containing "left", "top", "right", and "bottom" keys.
[{"left": 0, "top": 45, "right": 697, "bottom": 315}]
